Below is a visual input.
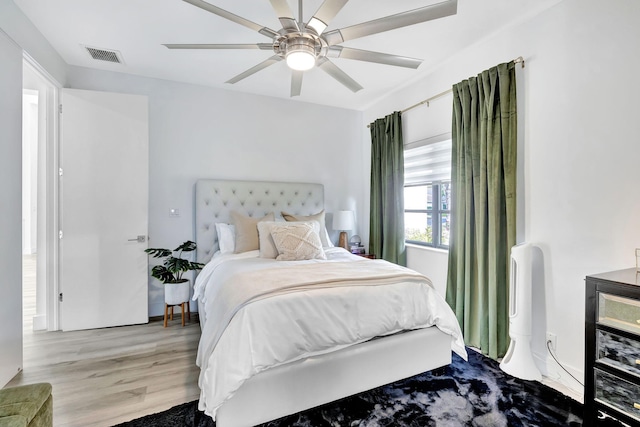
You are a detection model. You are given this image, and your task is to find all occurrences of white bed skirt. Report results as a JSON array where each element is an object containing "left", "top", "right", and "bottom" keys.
[{"left": 215, "top": 326, "right": 452, "bottom": 427}]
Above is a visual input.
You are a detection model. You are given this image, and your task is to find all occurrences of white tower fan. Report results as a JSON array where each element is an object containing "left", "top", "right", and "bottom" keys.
[{"left": 499, "top": 242, "right": 542, "bottom": 380}]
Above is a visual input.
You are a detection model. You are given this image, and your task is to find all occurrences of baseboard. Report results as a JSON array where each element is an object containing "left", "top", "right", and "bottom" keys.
[
  {"left": 533, "top": 349, "right": 583, "bottom": 402},
  {"left": 32, "top": 314, "right": 46, "bottom": 331},
  {"left": 148, "top": 312, "right": 200, "bottom": 323},
  {"left": 150, "top": 302, "right": 201, "bottom": 319}
]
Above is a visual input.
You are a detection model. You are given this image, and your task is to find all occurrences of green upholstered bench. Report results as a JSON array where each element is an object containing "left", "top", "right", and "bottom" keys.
[{"left": 0, "top": 383, "right": 52, "bottom": 427}]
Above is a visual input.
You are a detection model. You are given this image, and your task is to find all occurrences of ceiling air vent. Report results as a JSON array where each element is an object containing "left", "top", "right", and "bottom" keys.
[{"left": 84, "top": 46, "right": 124, "bottom": 64}]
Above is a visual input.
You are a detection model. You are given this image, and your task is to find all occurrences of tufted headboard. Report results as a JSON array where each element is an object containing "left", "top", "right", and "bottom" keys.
[{"left": 195, "top": 179, "right": 325, "bottom": 264}]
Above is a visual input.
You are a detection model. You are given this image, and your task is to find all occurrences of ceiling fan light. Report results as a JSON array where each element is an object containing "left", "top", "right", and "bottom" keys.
[{"left": 286, "top": 47, "right": 316, "bottom": 71}]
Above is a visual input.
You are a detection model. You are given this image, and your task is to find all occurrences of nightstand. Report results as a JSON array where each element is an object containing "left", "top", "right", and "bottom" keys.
[
  {"left": 356, "top": 253, "right": 376, "bottom": 259},
  {"left": 585, "top": 269, "right": 640, "bottom": 426}
]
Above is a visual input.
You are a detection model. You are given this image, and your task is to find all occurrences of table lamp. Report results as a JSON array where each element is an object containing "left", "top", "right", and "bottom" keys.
[{"left": 333, "top": 210, "right": 354, "bottom": 250}]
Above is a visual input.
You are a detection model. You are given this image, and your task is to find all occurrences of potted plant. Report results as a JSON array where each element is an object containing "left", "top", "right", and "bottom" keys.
[{"left": 145, "top": 241, "right": 205, "bottom": 305}]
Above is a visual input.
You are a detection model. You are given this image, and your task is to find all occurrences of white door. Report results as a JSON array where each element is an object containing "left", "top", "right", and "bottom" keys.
[{"left": 59, "top": 88, "right": 149, "bottom": 331}]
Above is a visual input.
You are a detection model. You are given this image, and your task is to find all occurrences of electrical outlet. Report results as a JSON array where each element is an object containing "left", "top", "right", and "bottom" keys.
[{"left": 546, "top": 332, "right": 557, "bottom": 352}]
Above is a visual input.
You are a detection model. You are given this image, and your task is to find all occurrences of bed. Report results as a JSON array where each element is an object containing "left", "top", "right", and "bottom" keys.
[{"left": 193, "top": 179, "right": 466, "bottom": 427}]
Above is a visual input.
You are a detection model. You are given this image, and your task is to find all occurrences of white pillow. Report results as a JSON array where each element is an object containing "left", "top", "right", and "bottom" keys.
[
  {"left": 215, "top": 223, "right": 235, "bottom": 254},
  {"left": 270, "top": 222, "right": 326, "bottom": 261}
]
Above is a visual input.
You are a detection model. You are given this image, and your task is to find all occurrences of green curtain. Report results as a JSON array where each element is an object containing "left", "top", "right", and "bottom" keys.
[
  {"left": 445, "top": 62, "right": 517, "bottom": 359},
  {"left": 369, "top": 111, "right": 407, "bottom": 266}
]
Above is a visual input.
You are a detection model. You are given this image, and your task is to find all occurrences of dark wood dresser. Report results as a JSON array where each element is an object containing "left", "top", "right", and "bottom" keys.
[{"left": 585, "top": 268, "right": 640, "bottom": 426}]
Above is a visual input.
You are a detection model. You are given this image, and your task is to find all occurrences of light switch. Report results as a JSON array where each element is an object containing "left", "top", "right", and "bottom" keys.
[{"left": 169, "top": 208, "right": 180, "bottom": 217}]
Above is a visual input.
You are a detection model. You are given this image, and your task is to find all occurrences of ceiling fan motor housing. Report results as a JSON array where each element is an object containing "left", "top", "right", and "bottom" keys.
[
  {"left": 277, "top": 34, "right": 322, "bottom": 59},
  {"left": 277, "top": 32, "right": 324, "bottom": 71}
]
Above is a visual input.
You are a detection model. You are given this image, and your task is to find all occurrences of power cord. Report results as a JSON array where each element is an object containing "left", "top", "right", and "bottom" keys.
[{"left": 546, "top": 339, "right": 584, "bottom": 387}]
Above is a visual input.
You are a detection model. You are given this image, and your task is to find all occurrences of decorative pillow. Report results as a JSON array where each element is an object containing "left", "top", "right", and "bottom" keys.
[
  {"left": 270, "top": 222, "right": 326, "bottom": 261},
  {"left": 281, "top": 209, "right": 333, "bottom": 247},
  {"left": 258, "top": 221, "right": 320, "bottom": 259},
  {"left": 257, "top": 221, "right": 280, "bottom": 259},
  {"left": 231, "top": 211, "right": 275, "bottom": 253},
  {"left": 214, "top": 223, "right": 235, "bottom": 254}
]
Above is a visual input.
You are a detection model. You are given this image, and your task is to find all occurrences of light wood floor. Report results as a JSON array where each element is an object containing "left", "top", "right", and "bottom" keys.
[
  {"left": 7, "top": 255, "right": 202, "bottom": 427},
  {"left": 8, "top": 256, "right": 581, "bottom": 427}
]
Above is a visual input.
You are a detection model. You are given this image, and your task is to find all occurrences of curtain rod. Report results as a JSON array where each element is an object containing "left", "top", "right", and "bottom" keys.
[
  {"left": 367, "top": 56, "right": 525, "bottom": 128},
  {"left": 401, "top": 87, "right": 452, "bottom": 114}
]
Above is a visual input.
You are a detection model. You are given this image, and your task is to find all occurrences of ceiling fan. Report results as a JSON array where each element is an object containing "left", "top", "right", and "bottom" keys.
[{"left": 164, "top": 0, "right": 458, "bottom": 97}]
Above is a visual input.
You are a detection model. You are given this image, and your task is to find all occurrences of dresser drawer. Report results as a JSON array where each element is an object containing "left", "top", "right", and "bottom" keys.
[
  {"left": 599, "top": 293, "right": 640, "bottom": 335},
  {"left": 597, "top": 330, "right": 640, "bottom": 377},
  {"left": 595, "top": 368, "right": 640, "bottom": 422}
]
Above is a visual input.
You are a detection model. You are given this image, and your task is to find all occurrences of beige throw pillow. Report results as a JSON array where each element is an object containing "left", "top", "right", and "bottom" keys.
[
  {"left": 281, "top": 209, "right": 333, "bottom": 247},
  {"left": 258, "top": 220, "right": 321, "bottom": 259},
  {"left": 231, "top": 211, "right": 275, "bottom": 253},
  {"left": 270, "top": 222, "right": 326, "bottom": 261},
  {"left": 257, "top": 221, "right": 280, "bottom": 259}
]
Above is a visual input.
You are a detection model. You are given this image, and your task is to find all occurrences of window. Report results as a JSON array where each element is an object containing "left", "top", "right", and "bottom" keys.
[
  {"left": 403, "top": 134, "right": 452, "bottom": 249},
  {"left": 404, "top": 182, "right": 450, "bottom": 247}
]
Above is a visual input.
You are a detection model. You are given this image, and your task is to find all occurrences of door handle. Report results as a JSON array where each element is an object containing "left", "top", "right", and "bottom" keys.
[{"left": 128, "top": 235, "right": 146, "bottom": 243}]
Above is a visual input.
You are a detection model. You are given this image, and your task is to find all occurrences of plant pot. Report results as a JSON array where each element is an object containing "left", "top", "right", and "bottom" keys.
[{"left": 164, "top": 280, "right": 190, "bottom": 305}]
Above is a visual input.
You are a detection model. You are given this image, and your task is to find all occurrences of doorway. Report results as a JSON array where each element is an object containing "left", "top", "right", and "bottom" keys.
[{"left": 22, "top": 57, "right": 59, "bottom": 332}]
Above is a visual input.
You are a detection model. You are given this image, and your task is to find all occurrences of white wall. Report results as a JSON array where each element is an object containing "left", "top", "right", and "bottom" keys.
[
  {"left": 0, "top": 29, "right": 24, "bottom": 387},
  {"left": 0, "top": 2, "right": 66, "bottom": 86},
  {"left": 0, "top": 1, "right": 67, "bottom": 385},
  {"left": 0, "top": 1, "right": 67, "bottom": 387},
  {"left": 363, "top": 0, "right": 640, "bottom": 396},
  {"left": 66, "top": 66, "right": 365, "bottom": 316}
]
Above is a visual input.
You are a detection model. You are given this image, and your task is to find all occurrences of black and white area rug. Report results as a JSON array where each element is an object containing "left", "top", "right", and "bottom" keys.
[{"left": 114, "top": 349, "right": 583, "bottom": 427}]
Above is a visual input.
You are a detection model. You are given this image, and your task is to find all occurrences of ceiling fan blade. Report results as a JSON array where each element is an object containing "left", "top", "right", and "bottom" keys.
[
  {"left": 182, "top": 0, "right": 279, "bottom": 39},
  {"left": 291, "top": 71, "right": 303, "bottom": 97},
  {"left": 327, "top": 46, "right": 422, "bottom": 69},
  {"left": 269, "top": 0, "right": 300, "bottom": 32},
  {"left": 226, "top": 55, "right": 283, "bottom": 84},
  {"left": 323, "top": 0, "right": 457, "bottom": 45},
  {"left": 307, "top": 0, "right": 349, "bottom": 35},
  {"left": 164, "top": 43, "right": 273, "bottom": 50},
  {"left": 316, "top": 58, "right": 363, "bottom": 93}
]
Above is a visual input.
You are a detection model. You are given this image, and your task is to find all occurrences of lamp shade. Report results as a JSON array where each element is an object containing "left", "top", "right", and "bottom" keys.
[{"left": 333, "top": 210, "right": 354, "bottom": 231}]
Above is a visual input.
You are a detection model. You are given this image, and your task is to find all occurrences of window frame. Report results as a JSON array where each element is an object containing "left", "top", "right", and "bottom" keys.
[{"left": 404, "top": 181, "right": 450, "bottom": 249}]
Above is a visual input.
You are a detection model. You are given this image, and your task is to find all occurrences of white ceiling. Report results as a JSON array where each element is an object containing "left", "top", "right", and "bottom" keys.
[{"left": 14, "top": 0, "right": 562, "bottom": 110}]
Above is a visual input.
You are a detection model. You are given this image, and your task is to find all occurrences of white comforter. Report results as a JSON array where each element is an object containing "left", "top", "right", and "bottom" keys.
[{"left": 193, "top": 247, "right": 466, "bottom": 420}]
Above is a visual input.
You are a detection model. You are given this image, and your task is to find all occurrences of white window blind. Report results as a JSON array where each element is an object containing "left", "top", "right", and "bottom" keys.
[{"left": 404, "top": 133, "right": 452, "bottom": 186}]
